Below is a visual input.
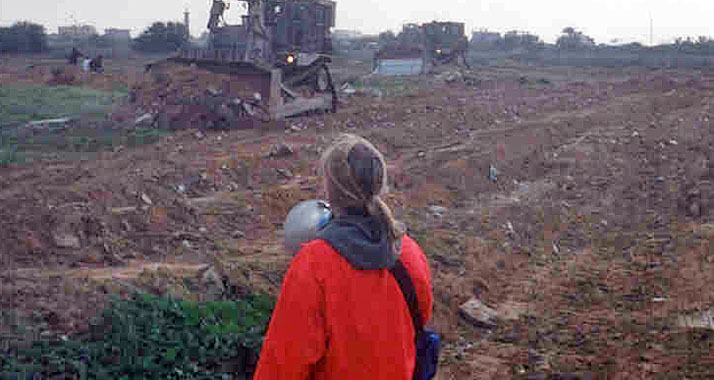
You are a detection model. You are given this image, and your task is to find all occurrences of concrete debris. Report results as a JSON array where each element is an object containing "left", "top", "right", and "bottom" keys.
[
  {"left": 429, "top": 205, "right": 448, "bottom": 217},
  {"left": 678, "top": 309, "right": 714, "bottom": 331},
  {"left": 459, "top": 297, "right": 498, "bottom": 329},
  {"left": 26, "top": 117, "right": 72, "bottom": 130},
  {"left": 52, "top": 232, "right": 81, "bottom": 249},
  {"left": 276, "top": 168, "right": 294, "bottom": 179},
  {"left": 438, "top": 71, "right": 464, "bottom": 83},
  {"left": 268, "top": 143, "right": 294, "bottom": 158},
  {"left": 340, "top": 83, "right": 357, "bottom": 95},
  {"left": 140, "top": 193, "right": 153, "bottom": 205},
  {"left": 200, "top": 266, "right": 225, "bottom": 292}
]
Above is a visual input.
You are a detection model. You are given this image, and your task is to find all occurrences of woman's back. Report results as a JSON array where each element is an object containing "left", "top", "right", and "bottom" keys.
[{"left": 254, "top": 234, "right": 432, "bottom": 380}]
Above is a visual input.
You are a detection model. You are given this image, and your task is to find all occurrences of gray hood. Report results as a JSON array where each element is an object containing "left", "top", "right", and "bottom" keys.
[{"left": 316, "top": 214, "right": 401, "bottom": 270}]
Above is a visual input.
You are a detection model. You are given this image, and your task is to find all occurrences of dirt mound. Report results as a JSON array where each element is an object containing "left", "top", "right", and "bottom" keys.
[{"left": 110, "top": 64, "right": 271, "bottom": 130}]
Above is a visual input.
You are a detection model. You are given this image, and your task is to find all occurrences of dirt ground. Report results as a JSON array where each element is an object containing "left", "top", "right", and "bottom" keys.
[{"left": 3, "top": 56, "right": 714, "bottom": 378}]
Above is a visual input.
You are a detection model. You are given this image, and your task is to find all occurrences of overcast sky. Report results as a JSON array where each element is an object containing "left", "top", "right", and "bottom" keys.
[{"left": 1, "top": 0, "right": 713, "bottom": 44}]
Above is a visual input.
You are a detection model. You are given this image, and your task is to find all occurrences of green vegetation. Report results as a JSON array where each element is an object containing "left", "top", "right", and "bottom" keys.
[
  {"left": 0, "top": 84, "right": 163, "bottom": 166},
  {"left": 0, "top": 126, "right": 169, "bottom": 166},
  {"left": 133, "top": 22, "right": 189, "bottom": 53},
  {"left": 0, "top": 292, "right": 276, "bottom": 379},
  {"left": 0, "top": 85, "right": 125, "bottom": 125}
]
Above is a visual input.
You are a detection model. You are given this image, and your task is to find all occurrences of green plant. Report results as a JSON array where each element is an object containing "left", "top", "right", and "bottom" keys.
[{"left": 1, "top": 292, "right": 276, "bottom": 379}]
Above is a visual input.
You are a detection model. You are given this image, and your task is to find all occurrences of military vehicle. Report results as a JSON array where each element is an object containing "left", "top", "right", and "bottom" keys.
[
  {"left": 374, "top": 21, "right": 469, "bottom": 74},
  {"left": 150, "top": 0, "right": 338, "bottom": 120}
]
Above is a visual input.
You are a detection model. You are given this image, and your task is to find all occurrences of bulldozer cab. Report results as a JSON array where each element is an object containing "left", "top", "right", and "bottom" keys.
[
  {"left": 270, "top": 0, "right": 335, "bottom": 55},
  {"left": 423, "top": 22, "right": 466, "bottom": 51},
  {"left": 207, "top": 0, "right": 335, "bottom": 66}
]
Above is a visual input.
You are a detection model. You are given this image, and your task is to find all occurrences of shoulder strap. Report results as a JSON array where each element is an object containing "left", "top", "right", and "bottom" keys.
[{"left": 389, "top": 259, "right": 424, "bottom": 333}]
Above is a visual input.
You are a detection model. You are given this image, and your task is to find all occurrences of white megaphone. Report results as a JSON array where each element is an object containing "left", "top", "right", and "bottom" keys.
[{"left": 284, "top": 199, "right": 333, "bottom": 255}]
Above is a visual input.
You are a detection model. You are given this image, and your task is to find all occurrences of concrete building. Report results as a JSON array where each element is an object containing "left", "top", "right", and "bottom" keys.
[{"left": 58, "top": 25, "right": 97, "bottom": 36}]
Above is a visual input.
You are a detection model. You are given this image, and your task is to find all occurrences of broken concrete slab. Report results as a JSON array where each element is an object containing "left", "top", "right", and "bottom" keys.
[
  {"left": 678, "top": 309, "right": 714, "bottom": 330},
  {"left": 459, "top": 297, "right": 498, "bottom": 328},
  {"left": 52, "top": 233, "right": 81, "bottom": 249}
]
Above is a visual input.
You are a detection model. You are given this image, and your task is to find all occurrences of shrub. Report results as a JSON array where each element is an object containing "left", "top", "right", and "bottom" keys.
[{"left": 0, "top": 292, "right": 276, "bottom": 379}]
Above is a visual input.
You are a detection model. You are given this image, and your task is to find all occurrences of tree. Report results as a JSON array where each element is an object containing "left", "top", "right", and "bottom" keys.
[
  {"left": 556, "top": 26, "right": 595, "bottom": 51},
  {"left": 0, "top": 21, "right": 47, "bottom": 53},
  {"left": 132, "top": 22, "right": 188, "bottom": 52}
]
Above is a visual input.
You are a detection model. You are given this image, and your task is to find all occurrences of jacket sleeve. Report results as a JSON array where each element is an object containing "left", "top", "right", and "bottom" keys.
[{"left": 253, "top": 249, "right": 327, "bottom": 380}]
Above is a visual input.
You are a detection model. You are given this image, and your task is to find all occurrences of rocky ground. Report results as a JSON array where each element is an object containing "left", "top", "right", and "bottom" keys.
[{"left": 2, "top": 56, "right": 714, "bottom": 378}]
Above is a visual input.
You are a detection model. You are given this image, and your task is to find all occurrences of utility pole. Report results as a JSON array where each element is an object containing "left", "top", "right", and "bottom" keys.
[
  {"left": 184, "top": 8, "right": 190, "bottom": 39},
  {"left": 649, "top": 12, "right": 653, "bottom": 46}
]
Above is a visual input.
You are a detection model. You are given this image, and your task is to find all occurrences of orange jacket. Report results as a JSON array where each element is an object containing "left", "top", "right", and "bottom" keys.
[{"left": 254, "top": 235, "right": 433, "bottom": 380}]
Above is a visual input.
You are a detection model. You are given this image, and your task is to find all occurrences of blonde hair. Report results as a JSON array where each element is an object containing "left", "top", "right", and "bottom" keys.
[{"left": 321, "top": 134, "right": 405, "bottom": 252}]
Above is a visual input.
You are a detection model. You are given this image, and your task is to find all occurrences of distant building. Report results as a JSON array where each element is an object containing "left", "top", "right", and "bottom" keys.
[
  {"left": 104, "top": 28, "right": 131, "bottom": 42},
  {"left": 58, "top": 25, "right": 98, "bottom": 36},
  {"left": 333, "top": 29, "right": 362, "bottom": 40},
  {"left": 471, "top": 30, "right": 501, "bottom": 48}
]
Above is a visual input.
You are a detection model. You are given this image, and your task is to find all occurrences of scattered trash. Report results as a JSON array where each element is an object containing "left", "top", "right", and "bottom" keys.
[
  {"left": 428, "top": 205, "right": 448, "bottom": 217},
  {"left": 134, "top": 113, "right": 154, "bottom": 127},
  {"left": 459, "top": 297, "right": 498, "bottom": 329},
  {"left": 489, "top": 165, "right": 498, "bottom": 182},
  {"left": 268, "top": 142, "right": 294, "bottom": 158},
  {"left": 340, "top": 83, "right": 357, "bottom": 95}
]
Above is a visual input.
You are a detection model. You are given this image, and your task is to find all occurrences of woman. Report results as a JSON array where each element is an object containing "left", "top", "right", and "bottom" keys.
[{"left": 254, "top": 134, "right": 433, "bottom": 379}]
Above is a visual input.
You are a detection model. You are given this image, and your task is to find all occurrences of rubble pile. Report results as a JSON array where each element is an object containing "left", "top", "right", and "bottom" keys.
[{"left": 112, "top": 64, "right": 270, "bottom": 130}]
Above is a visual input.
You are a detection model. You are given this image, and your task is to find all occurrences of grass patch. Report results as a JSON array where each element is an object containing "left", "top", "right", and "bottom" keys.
[
  {"left": 0, "top": 126, "right": 169, "bottom": 166},
  {"left": 0, "top": 292, "right": 276, "bottom": 379},
  {"left": 0, "top": 85, "right": 126, "bottom": 125}
]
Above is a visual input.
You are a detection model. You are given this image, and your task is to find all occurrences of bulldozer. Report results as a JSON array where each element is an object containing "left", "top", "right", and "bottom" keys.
[
  {"left": 374, "top": 21, "right": 469, "bottom": 75},
  {"left": 148, "top": 0, "right": 337, "bottom": 120}
]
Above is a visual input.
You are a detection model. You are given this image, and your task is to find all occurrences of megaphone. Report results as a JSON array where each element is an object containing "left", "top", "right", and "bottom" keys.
[{"left": 284, "top": 200, "right": 333, "bottom": 255}]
